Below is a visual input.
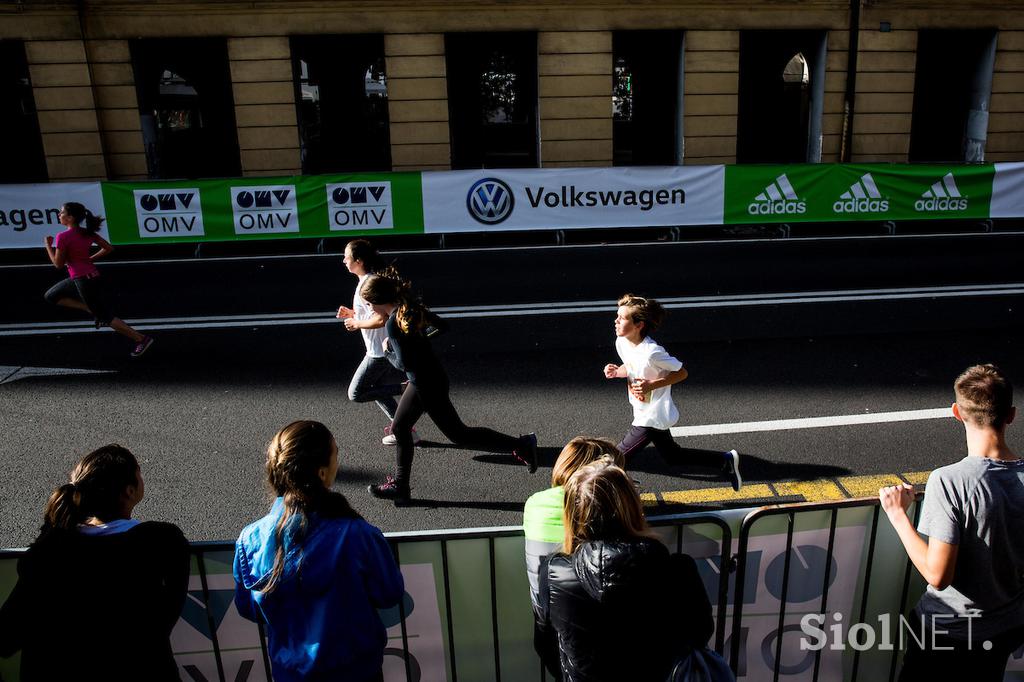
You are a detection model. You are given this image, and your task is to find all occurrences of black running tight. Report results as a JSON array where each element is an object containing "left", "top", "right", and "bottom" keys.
[{"left": 391, "top": 380, "right": 522, "bottom": 484}]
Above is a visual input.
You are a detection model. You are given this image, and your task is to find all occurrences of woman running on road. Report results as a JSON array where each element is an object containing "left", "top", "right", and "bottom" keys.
[
  {"left": 360, "top": 273, "right": 538, "bottom": 504},
  {"left": 43, "top": 202, "right": 153, "bottom": 357},
  {"left": 335, "top": 240, "right": 409, "bottom": 444}
]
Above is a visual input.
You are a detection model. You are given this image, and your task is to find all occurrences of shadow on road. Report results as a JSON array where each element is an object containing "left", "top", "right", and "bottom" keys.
[{"left": 399, "top": 498, "right": 526, "bottom": 512}]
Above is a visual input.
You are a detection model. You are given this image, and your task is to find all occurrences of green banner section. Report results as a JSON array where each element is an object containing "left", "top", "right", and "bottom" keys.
[
  {"left": 101, "top": 172, "right": 424, "bottom": 245},
  {"left": 725, "top": 163, "right": 995, "bottom": 224}
]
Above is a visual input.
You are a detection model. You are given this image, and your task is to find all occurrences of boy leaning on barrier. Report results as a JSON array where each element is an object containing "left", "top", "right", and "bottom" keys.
[{"left": 879, "top": 363, "right": 1024, "bottom": 681}]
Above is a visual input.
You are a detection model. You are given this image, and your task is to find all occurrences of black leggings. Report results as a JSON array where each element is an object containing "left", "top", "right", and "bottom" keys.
[
  {"left": 391, "top": 380, "right": 522, "bottom": 485},
  {"left": 44, "top": 275, "right": 115, "bottom": 324},
  {"left": 617, "top": 425, "right": 725, "bottom": 469}
]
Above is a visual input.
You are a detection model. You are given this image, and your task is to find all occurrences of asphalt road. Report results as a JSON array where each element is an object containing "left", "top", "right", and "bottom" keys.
[{"left": 1, "top": 236, "right": 1022, "bottom": 548}]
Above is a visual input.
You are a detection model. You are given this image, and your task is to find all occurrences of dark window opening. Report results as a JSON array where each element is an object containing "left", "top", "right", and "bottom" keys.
[
  {"left": 909, "top": 29, "right": 997, "bottom": 163},
  {"left": 130, "top": 38, "right": 241, "bottom": 179},
  {"left": 0, "top": 41, "right": 47, "bottom": 183},
  {"left": 291, "top": 35, "right": 391, "bottom": 174},
  {"left": 446, "top": 32, "right": 538, "bottom": 169},
  {"left": 613, "top": 31, "right": 683, "bottom": 166},
  {"left": 737, "top": 30, "right": 827, "bottom": 163}
]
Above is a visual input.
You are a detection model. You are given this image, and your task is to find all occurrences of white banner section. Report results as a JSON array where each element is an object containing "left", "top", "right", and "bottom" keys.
[
  {"left": 422, "top": 166, "right": 725, "bottom": 233},
  {"left": 992, "top": 162, "right": 1024, "bottom": 218},
  {"left": 0, "top": 182, "right": 107, "bottom": 249}
]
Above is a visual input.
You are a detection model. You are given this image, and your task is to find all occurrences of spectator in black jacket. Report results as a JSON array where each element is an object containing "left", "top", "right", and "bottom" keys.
[
  {"left": 538, "top": 458, "right": 714, "bottom": 682},
  {"left": 0, "top": 444, "right": 189, "bottom": 681}
]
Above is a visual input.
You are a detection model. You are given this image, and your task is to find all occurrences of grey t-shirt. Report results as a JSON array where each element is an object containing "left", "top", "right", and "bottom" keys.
[{"left": 916, "top": 455, "right": 1024, "bottom": 640}]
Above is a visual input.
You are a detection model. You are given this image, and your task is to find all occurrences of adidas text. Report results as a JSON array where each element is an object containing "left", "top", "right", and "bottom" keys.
[
  {"left": 832, "top": 198, "right": 889, "bottom": 214},
  {"left": 914, "top": 197, "right": 968, "bottom": 212},
  {"left": 748, "top": 200, "right": 806, "bottom": 215}
]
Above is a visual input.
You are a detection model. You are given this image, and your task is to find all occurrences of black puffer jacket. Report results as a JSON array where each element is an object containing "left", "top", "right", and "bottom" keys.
[{"left": 539, "top": 537, "right": 713, "bottom": 682}]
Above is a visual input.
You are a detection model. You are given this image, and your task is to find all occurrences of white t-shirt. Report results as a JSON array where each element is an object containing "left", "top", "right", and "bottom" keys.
[
  {"left": 355, "top": 274, "right": 387, "bottom": 358},
  {"left": 615, "top": 335, "right": 683, "bottom": 430}
]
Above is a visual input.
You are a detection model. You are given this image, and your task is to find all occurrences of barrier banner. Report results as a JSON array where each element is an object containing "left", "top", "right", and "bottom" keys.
[
  {"left": 992, "top": 162, "right": 1024, "bottom": 218},
  {"left": 100, "top": 172, "right": 424, "bottom": 245},
  {"left": 0, "top": 182, "right": 107, "bottom": 249},
  {"left": 725, "top": 164, "right": 995, "bottom": 224},
  {"left": 421, "top": 166, "right": 726, "bottom": 232}
]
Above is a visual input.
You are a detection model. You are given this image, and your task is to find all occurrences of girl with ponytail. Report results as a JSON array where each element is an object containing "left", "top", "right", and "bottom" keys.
[
  {"left": 335, "top": 240, "right": 409, "bottom": 444},
  {"left": 233, "top": 420, "right": 404, "bottom": 682},
  {"left": 361, "top": 274, "right": 539, "bottom": 504},
  {"left": 0, "top": 445, "right": 189, "bottom": 680},
  {"left": 43, "top": 201, "right": 154, "bottom": 357}
]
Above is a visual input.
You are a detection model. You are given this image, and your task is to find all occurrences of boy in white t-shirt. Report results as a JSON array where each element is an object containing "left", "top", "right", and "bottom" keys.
[{"left": 603, "top": 294, "right": 741, "bottom": 491}]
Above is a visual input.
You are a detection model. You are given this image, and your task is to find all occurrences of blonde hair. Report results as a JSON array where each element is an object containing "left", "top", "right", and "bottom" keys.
[
  {"left": 562, "top": 459, "right": 653, "bottom": 554},
  {"left": 617, "top": 293, "right": 666, "bottom": 337},
  {"left": 551, "top": 437, "right": 623, "bottom": 488},
  {"left": 955, "top": 364, "right": 1013, "bottom": 429}
]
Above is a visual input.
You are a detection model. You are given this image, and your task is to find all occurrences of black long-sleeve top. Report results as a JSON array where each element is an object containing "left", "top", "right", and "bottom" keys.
[{"left": 385, "top": 313, "right": 447, "bottom": 388}]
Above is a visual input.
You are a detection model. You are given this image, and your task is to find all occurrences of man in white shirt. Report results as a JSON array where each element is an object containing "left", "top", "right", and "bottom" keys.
[{"left": 603, "top": 294, "right": 741, "bottom": 491}]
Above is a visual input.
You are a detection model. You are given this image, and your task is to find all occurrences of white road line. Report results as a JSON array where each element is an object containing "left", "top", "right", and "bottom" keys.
[
  {"left": 2, "top": 283, "right": 1021, "bottom": 337},
  {"left": 670, "top": 407, "right": 951, "bottom": 437}
]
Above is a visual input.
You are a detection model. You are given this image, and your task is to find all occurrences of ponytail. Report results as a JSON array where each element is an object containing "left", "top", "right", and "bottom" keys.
[
  {"left": 361, "top": 272, "right": 430, "bottom": 335},
  {"left": 39, "top": 444, "right": 139, "bottom": 540},
  {"left": 61, "top": 202, "right": 105, "bottom": 235},
  {"left": 261, "top": 421, "right": 361, "bottom": 594}
]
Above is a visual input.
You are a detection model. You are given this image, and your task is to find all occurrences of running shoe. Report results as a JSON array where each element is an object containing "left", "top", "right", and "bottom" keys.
[
  {"left": 724, "top": 449, "right": 743, "bottom": 492},
  {"left": 131, "top": 336, "right": 154, "bottom": 357},
  {"left": 382, "top": 425, "right": 420, "bottom": 446},
  {"left": 368, "top": 475, "right": 410, "bottom": 504},
  {"left": 512, "top": 433, "right": 539, "bottom": 473}
]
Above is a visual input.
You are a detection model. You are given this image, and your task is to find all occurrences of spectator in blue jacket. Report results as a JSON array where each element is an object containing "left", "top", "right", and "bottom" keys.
[{"left": 234, "top": 420, "right": 405, "bottom": 682}]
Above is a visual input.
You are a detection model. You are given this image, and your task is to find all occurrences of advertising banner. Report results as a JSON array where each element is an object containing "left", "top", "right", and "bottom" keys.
[
  {"left": 725, "top": 164, "right": 995, "bottom": 224},
  {"left": 101, "top": 172, "right": 424, "bottom": 245},
  {"left": 0, "top": 182, "right": 107, "bottom": 249},
  {"left": 421, "top": 166, "right": 726, "bottom": 232},
  {"left": 992, "top": 162, "right": 1024, "bottom": 218}
]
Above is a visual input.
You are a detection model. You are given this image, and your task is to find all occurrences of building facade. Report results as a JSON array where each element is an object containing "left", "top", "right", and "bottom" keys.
[{"left": 1, "top": 0, "right": 1021, "bottom": 183}]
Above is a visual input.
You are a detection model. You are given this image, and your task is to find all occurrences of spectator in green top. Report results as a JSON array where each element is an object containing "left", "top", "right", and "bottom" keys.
[{"left": 523, "top": 437, "right": 623, "bottom": 678}]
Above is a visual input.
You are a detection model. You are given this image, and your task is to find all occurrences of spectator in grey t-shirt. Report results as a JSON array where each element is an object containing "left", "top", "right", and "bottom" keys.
[{"left": 880, "top": 364, "right": 1024, "bottom": 682}]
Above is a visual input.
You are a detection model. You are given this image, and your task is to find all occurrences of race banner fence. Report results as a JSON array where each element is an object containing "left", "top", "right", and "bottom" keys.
[
  {"left": 1, "top": 163, "right": 1022, "bottom": 249},
  {"left": 3, "top": 499, "right": 1021, "bottom": 681}
]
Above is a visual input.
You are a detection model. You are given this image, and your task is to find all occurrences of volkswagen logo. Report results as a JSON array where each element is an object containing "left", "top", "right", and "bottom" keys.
[{"left": 467, "top": 178, "right": 514, "bottom": 225}]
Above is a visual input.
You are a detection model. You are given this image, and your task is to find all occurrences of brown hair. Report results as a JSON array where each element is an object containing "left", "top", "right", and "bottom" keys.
[
  {"left": 262, "top": 420, "right": 361, "bottom": 593},
  {"left": 551, "top": 437, "right": 623, "bottom": 488},
  {"left": 41, "top": 444, "right": 139, "bottom": 538},
  {"left": 62, "top": 201, "right": 105, "bottom": 235},
  {"left": 361, "top": 273, "right": 429, "bottom": 334},
  {"left": 562, "top": 459, "right": 653, "bottom": 554},
  {"left": 617, "top": 294, "right": 666, "bottom": 338},
  {"left": 345, "top": 239, "right": 386, "bottom": 274},
  {"left": 954, "top": 364, "right": 1014, "bottom": 429}
]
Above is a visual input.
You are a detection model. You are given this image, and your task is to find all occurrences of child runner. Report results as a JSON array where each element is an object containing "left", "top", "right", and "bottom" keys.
[
  {"left": 360, "top": 273, "right": 538, "bottom": 504},
  {"left": 43, "top": 202, "right": 153, "bottom": 357},
  {"left": 603, "top": 294, "right": 741, "bottom": 491},
  {"left": 335, "top": 239, "right": 413, "bottom": 445}
]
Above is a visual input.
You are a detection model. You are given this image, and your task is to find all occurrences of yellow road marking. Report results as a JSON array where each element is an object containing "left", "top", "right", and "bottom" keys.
[
  {"left": 774, "top": 479, "right": 846, "bottom": 501},
  {"left": 645, "top": 470, "right": 936, "bottom": 506},
  {"left": 837, "top": 474, "right": 907, "bottom": 498},
  {"left": 902, "top": 470, "right": 931, "bottom": 485}
]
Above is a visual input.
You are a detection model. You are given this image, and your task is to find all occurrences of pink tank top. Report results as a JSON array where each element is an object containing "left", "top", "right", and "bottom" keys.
[{"left": 53, "top": 228, "right": 99, "bottom": 279}]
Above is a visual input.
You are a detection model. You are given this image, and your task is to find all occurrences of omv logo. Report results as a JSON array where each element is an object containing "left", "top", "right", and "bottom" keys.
[{"left": 467, "top": 178, "right": 514, "bottom": 225}]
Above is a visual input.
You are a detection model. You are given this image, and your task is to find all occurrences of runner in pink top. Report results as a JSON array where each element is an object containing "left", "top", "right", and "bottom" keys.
[{"left": 43, "top": 202, "right": 154, "bottom": 357}]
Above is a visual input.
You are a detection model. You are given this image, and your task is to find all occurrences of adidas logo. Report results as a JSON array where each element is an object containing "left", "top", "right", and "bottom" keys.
[
  {"left": 832, "top": 173, "right": 889, "bottom": 213},
  {"left": 914, "top": 173, "right": 968, "bottom": 212},
  {"left": 747, "top": 174, "right": 806, "bottom": 215}
]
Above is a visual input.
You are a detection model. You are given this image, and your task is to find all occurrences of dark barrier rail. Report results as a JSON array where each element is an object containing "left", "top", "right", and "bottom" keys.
[
  {"left": 728, "top": 495, "right": 926, "bottom": 682},
  {"left": 0, "top": 512, "right": 732, "bottom": 682}
]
